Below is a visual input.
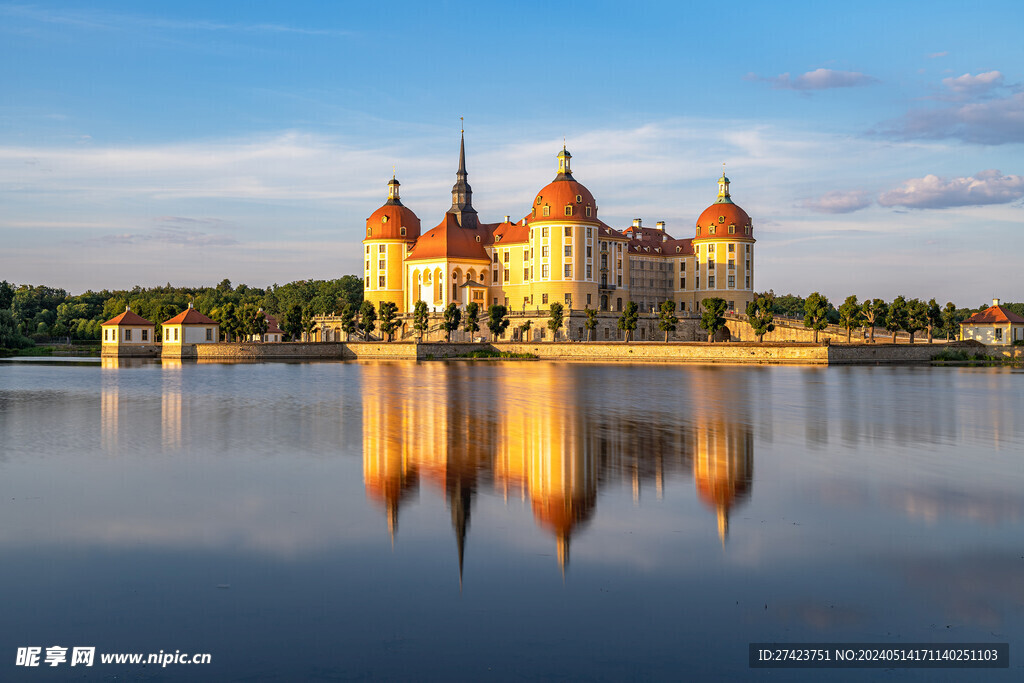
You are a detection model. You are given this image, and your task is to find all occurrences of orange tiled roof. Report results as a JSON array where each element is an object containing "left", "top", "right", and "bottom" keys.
[
  {"left": 529, "top": 178, "right": 599, "bottom": 224},
  {"left": 102, "top": 309, "right": 154, "bottom": 327},
  {"left": 406, "top": 213, "right": 491, "bottom": 262},
  {"left": 163, "top": 308, "right": 218, "bottom": 326},
  {"left": 695, "top": 202, "right": 753, "bottom": 240},
  {"left": 366, "top": 203, "right": 421, "bottom": 241},
  {"left": 962, "top": 305, "right": 1024, "bottom": 325}
]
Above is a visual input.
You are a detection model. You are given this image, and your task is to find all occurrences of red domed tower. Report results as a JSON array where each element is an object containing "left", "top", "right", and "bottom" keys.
[
  {"left": 526, "top": 147, "right": 603, "bottom": 311},
  {"left": 692, "top": 171, "right": 756, "bottom": 313},
  {"left": 363, "top": 176, "right": 421, "bottom": 313}
]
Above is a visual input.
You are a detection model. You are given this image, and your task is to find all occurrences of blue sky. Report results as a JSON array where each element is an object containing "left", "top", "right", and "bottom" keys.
[{"left": 2, "top": 1, "right": 1022, "bottom": 305}]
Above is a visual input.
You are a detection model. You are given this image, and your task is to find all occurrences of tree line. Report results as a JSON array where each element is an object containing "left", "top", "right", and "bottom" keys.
[{"left": 0, "top": 277, "right": 362, "bottom": 350}]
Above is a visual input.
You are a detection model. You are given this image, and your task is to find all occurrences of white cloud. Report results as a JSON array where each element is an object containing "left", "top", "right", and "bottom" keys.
[
  {"left": 880, "top": 72, "right": 1024, "bottom": 144},
  {"left": 878, "top": 170, "right": 1024, "bottom": 209},
  {"left": 747, "top": 68, "right": 878, "bottom": 91},
  {"left": 942, "top": 70, "right": 1005, "bottom": 96},
  {"left": 800, "top": 190, "right": 872, "bottom": 214},
  {"left": 927, "top": 51, "right": 949, "bottom": 59}
]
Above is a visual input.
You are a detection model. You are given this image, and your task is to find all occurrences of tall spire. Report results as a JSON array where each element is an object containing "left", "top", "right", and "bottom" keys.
[{"left": 447, "top": 125, "right": 478, "bottom": 228}]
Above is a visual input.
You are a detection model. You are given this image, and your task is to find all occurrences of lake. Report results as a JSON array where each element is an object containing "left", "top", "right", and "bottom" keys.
[{"left": 1, "top": 358, "right": 1022, "bottom": 680}]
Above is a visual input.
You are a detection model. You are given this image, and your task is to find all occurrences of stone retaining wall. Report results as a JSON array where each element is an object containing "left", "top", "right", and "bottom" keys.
[
  {"left": 152, "top": 339, "right": 999, "bottom": 365},
  {"left": 101, "top": 344, "right": 160, "bottom": 358}
]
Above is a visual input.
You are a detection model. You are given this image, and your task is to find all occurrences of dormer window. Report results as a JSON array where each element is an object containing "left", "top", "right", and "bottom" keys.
[
  {"left": 710, "top": 226, "right": 716, "bottom": 235},
  {"left": 745, "top": 226, "right": 751, "bottom": 235},
  {"left": 585, "top": 206, "right": 592, "bottom": 217},
  {"left": 381, "top": 215, "right": 389, "bottom": 223},
  {"left": 576, "top": 194, "right": 582, "bottom": 203},
  {"left": 367, "top": 228, "right": 372, "bottom": 236},
  {"left": 400, "top": 227, "right": 406, "bottom": 236},
  {"left": 696, "top": 227, "right": 701, "bottom": 236},
  {"left": 728, "top": 225, "right": 735, "bottom": 234},
  {"left": 536, "top": 197, "right": 542, "bottom": 205},
  {"left": 565, "top": 205, "right": 573, "bottom": 216},
  {"left": 475, "top": 235, "right": 481, "bottom": 242},
  {"left": 543, "top": 205, "right": 550, "bottom": 217}
]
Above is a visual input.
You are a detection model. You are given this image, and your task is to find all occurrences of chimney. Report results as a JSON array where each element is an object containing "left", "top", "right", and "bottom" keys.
[
  {"left": 656, "top": 221, "right": 665, "bottom": 230},
  {"left": 504, "top": 215, "right": 510, "bottom": 223},
  {"left": 632, "top": 218, "right": 642, "bottom": 228},
  {"left": 993, "top": 298, "right": 1001, "bottom": 307}
]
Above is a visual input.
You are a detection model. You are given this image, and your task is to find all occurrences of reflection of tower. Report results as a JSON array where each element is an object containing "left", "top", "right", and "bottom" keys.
[
  {"left": 360, "top": 362, "right": 496, "bottom": 585},
  {"left": 497, "top": 364, "right": 598, "bottom": 574},
  {"left": 690, "top": 369, "right": 754, "bottom": 545},
  {"left": 361, "top": 363, "right": 422, "bottom": 544}
]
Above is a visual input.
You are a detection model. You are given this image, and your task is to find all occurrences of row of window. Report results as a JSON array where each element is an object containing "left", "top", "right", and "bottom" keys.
[
  {"left": 695, "top": 224, "right": 751, "bottom": 236},
  {"left": 105, "top": 328, "right": 214, "bottom": 342}
]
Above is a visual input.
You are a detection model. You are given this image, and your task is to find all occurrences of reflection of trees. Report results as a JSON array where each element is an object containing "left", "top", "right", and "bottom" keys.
[{"left": 360, "top": 363, "right": 758, "bottom": 575}]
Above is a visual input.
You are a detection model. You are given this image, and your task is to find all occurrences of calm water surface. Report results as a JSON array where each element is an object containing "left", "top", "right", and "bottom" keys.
[{"left": 1, "top": 359, "right": 1022, "bottom": 681}]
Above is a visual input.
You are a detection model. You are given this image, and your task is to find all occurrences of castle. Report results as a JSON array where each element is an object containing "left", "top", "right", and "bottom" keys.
[{"left": 362, "top": 133, "right": 756, "bottom": 320}]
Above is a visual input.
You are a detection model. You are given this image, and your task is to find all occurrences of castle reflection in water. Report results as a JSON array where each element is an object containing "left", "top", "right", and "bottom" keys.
[
  {"left": 360, "top": 362, "right": 753, "bottom": 575},
  {"left": 98, "top": 358, "right": 754, "bottom": 576}
]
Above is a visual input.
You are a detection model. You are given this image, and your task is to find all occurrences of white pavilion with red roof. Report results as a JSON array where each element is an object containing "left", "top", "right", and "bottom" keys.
[
  {"left": 960, "top": 299, "right": 1024, "bottom": 345},
  {"left": 100, "top": 307, "right": 156, "bottom": 356}
]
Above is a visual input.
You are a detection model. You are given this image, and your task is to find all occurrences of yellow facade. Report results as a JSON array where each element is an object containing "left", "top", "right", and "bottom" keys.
[{"left": 360, "top": 142, "right": 757, "bottom": 318}]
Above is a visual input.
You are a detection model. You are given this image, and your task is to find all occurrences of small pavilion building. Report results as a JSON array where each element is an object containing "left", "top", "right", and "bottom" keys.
[
  {"left": 161, "top": 304, "right": 220, "bottom": 348},
  {"left": 100, "top": 307, "right": 157, "bottom": 356},
  {"left": 960, "top": 299, "right": 1024, "bottom": 345}
]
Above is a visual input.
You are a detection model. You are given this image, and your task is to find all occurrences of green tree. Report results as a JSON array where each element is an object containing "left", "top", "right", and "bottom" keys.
[
  {"left": 885, "top": 295, "right": 908, "bottom": 343},
  {"left": 358, "top": 300, "right": 377, "bottom": 339},
  {"left": 699, "top": 297, "right": 728, "bottom": 342},
  {"left": 925, "top": 298, "right": 942, "bottom": 343},
  {"left": 238, "top": 303, "right": 267, "bottom": 341},
  {"left": 837, "top": 295, "right": 863, "bottom": 343},
  {"left": 618, "top": 301, "right": 639, "bottom": 342},
  {"left": 745, "top": 293, "right": 776, "bottom": 342},
  {"left": 861, "top": 298, "right": 887, "bottom": 343},
  {"left": 658, "top": 300, "right": 678, "bottom": 342},
  {"left": 803, "top": 292, "right": 831, "bottom": 343},
  {"left": 0, "top": 280, "right": 14, "bottom": 311},
  {"left": 262, "top": 286, "right": 280, "bottom": 316},
  {"left": 771, "top": 292, "right": 805, "bottom": 318},
  {"left": 340, "top": 303, "right": 357, "bottom": 338},
  {"left": 487, "top": 304, "right": 510, "bottom": 340},
  {"left": 941, "top": 302, "right": 960, "bottom": 341},
  {"left": 463, "top": 302, "right": 481, "bottom": 338},
  {"left": 413, "top": 300, "right": 430, "bottom": 340},
  {"left": 442, "top": 303, "right": 461, "bottom": 342},
  {"left": 584, "top": 306, "right": 598, "bottom": 341},
  {"left": 904, "top": 298, "right": 928, "bottom": 344},
  {"left": 211, "top": 302, "right": 240, "bottom": 342},
  {"left": 519, "top": 319, "right": 532, "bottom": 341},
  {"left": 281, "top": 304, "right": 303, "bottom": 341},
  {"left": 301, "top": 306, "right": 316, "bottom": 341},
  {"left": 0, "top": 310, "right": 32, "bottom": 349},
  {"left": 547, "top": 302, "right": 564, "bottom": 340},
  {"left": 379, "top": 301, "right": 400, "bottom": 342},
  {"left": 338, "top": 274, "right": 364, "bottom": 308}
]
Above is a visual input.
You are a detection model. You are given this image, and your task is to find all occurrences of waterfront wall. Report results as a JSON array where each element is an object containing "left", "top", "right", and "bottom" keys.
[
  {"left": 101, "top": 344, "right": 160, "bottom": 358},
  {"left": 154, "top": 339, "right": 998, "bottom": 365},
  {"left": 175, "top": 342, "right": 418, "bottom": 361}
]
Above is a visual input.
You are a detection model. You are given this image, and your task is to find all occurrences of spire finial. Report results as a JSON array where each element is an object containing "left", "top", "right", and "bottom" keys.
[
  {"left": 392, "top": 164, "right": 396, "bottom": 179},
  {"left": 460, "top": 116, "right": 464, "bottom": 134}
]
